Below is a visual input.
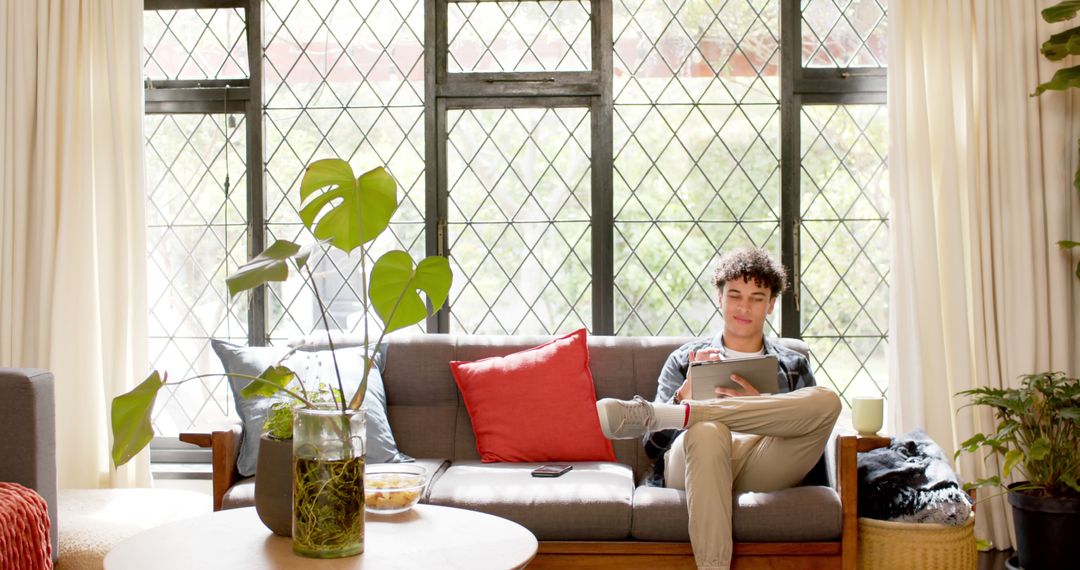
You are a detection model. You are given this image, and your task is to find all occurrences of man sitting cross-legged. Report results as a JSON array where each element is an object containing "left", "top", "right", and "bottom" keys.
[{"left": 595, "top": 248, "right": 841, "bottom": 570}]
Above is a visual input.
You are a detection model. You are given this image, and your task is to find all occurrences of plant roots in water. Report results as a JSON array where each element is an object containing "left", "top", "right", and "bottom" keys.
[{"left": 292, "top": 455, "right": 365, "bottom": 558}]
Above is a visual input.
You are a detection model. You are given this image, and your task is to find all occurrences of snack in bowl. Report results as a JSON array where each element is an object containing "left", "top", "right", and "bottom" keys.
[{"left": 364, "top": 464, "right": 428, "bottom": 514}]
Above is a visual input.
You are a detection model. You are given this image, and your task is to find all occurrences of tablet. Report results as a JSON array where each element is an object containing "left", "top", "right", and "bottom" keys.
[{"left": 689, "top": 355, "right": 780, "bottom": 399}]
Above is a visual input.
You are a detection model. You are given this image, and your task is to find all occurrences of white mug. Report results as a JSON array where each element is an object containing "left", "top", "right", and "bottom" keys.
[{"left": 851, "top": 396, "right": 884, "bottom": 435}]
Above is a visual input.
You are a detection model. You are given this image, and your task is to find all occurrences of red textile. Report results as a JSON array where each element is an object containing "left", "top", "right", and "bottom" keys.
[
  {"left": 0, "top": 482, "right": 52, "bottom": 570},
  {"left": 450, "top": 329, "right": 616, "bottom": 463}
]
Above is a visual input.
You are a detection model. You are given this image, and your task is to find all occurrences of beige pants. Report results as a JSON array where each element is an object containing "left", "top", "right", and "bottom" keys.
[{"left": 664, "top": 386, "right": 841, "bottom": 570}]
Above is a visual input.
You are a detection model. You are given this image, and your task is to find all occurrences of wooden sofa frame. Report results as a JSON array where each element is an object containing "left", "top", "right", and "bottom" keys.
[{"left": 181, "top": 427, "right": 892, "bottom": 569}]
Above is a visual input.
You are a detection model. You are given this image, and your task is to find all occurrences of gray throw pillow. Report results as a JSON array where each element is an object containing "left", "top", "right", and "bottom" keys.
[{"left": 211, "top": 340, "right": 412, "bottom": 477}]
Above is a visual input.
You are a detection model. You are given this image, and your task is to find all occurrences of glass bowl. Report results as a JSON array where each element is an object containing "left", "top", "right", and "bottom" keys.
[{"left": 364, "top": 464, "right": 428, "bottom": 514}]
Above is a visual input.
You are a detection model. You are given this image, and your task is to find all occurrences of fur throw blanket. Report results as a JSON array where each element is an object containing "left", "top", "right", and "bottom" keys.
[{"left": 857, "top": 429, "right": 972, "bottom": 525}]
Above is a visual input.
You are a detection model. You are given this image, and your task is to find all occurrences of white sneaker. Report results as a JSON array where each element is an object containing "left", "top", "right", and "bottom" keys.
[{"left": 596, "top": 396, "right": 657, "bottom": 439}]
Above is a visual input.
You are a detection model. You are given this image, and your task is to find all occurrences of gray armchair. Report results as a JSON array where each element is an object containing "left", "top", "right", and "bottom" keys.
[{"left": 0, "top": 368, "right": 58, "bottom": 562}]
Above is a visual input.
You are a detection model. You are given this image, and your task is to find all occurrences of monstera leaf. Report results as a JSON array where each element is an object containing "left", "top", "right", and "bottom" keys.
[
  {"left": 239, "top": 365, "right": 297, "bottom": 399},
  {"left": 111, "top": 372, "right": 165, "bottom": 467},
  {"left": 369, "top": 251, "right": 452, "bottom": 334},
  {"left": 299, "top": 159, "right": 397, "bottom": 253},
  {"left": 225, "top": 239, "right": 324, "bottom": 297}
]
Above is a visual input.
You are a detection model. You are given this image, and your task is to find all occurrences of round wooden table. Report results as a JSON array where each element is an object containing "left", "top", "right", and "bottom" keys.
[{"left": 104, "top": 505, "right": 538, "bottom": 569}]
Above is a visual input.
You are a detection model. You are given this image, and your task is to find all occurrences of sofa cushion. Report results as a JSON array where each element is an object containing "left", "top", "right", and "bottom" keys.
[
  {"left": 449, "top": 329, "right": 615, "bottom": 463},
  {"left": 212, "top": 340, "right": 410, "bottom": 477},
  {"left": 631, "top": 485, "right": 842, "bottom": 542},
  {"left": 426, "top": 460, "right": 633, "bottom": 540},
  {"left": 219, "top": 458, "right": 451, "bottom": 511},
  {"left": 221, "top": 477, "right": 255, "bottom": 511}
]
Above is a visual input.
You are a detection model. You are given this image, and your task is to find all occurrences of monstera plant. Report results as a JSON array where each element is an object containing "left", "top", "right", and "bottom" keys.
[{"left": 109, "top": 158, "right": 452, "bottom": 558}]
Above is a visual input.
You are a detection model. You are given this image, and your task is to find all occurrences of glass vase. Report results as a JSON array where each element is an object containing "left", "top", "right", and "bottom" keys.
[{"left": 291, "top": 407, "right": 366, "bottom": 558}]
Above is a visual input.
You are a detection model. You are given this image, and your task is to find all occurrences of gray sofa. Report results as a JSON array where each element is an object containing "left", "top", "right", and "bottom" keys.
[
  {"left": 184, "top": 334, "right": 864, "bottom": 569},
  {"left": 0, "top": 368, "right": 59, "bottom": 563}
]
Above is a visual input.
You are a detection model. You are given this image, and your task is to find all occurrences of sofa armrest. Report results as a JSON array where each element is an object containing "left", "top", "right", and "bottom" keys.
[
  {"left": 835, "top": 433, "right": 892, "bottom": 570},
  {"left": 0, "top": 368, "right": 58, "bottom": 561},
  {"left": 179, "top": 422, "right": 243, "bottom": 511}
]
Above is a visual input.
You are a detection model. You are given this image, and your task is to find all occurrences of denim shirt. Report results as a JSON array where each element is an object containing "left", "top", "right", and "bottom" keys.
[{"left": 642, "top": 334, "right": 817, "bottom": 487}]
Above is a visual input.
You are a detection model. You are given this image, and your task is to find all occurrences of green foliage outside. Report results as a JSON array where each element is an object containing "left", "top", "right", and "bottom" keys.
[{"left": 143, "top": 0, "right": 891, "bottom": 434}]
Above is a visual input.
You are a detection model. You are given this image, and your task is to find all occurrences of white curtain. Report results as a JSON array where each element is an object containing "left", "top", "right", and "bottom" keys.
[
  {"left": 889, "top": 0, "right": 1079, "bottom": 551},
  {"left": 0, "top": 0, "right": 150, "bottom": 488}
]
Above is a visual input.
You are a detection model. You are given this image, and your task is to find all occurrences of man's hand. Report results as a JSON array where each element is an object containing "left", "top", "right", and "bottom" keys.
[
  {"left": 715, "top": 374, "right": 760, "bottom": 398},
  {"left": 680, "top": 349, "right": 726, "bottom": 402}
]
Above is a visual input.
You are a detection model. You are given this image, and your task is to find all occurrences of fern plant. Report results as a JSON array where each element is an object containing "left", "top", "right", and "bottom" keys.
[{"left": 956, "top": 372, "right": 1080, "bottom": 499}]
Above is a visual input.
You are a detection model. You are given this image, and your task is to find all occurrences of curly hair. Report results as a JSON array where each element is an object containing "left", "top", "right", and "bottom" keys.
[{"left": 711, "top": 248, "right": 787, "bottom": 298}]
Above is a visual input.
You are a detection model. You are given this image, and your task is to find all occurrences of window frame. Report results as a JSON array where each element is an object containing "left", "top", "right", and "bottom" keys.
[
  {"left": 142, "top": 1, "right": 889, "bottom": 440},
  {"left": 779, "top": 0, "right": 887, "bottom": 339},
  {"left": 144, "top": 0, "right": 267, "bottom": 346}
]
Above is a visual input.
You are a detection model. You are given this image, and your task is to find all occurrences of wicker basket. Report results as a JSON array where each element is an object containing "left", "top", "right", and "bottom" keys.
[{"left": 857, "top": 514, "right": 976, "bottom": 570}]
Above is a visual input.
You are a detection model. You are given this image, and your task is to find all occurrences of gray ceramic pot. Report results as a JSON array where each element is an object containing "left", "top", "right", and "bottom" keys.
[{"left": 254, "top": 435, "right": 293, "bottom": 536}]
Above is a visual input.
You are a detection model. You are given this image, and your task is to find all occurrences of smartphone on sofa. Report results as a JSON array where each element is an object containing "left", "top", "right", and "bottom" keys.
[{"left": 531, "top": 464, "right": 572, "bottom": 478}]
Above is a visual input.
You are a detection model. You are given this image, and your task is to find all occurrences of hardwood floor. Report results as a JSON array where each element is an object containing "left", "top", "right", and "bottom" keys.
[{"left": 978, "top": 549, "right": 1014, "bottom": 570}]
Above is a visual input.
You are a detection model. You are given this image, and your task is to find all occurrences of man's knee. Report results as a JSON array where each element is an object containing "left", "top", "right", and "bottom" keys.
[
  {"left": 806, "top": 386, "right": 842, "bottom": 424},
  {"left": 684, "top": 421, "right": 733, "bottom": 456}
]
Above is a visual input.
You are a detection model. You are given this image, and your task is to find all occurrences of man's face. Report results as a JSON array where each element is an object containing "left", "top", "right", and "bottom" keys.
[{"left": 718, "top": 277, "right": 777, "bottom": 342}]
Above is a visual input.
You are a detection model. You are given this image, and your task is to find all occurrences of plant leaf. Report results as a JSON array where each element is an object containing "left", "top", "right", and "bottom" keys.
[
  {"left": 298, "top": 160, "right": 397, "bottom": 254},
  {"left": 1064, "top": 473, "right": 1080, "bottom": 493},
  {"left": 239, "top": 365, "right": 296, "bottom": 399},
  {"left": 111, "top": 372, "right": 165, "bottom": 467},
  {"left": 1041, "top": 25, "right": 1080, "bottom": 60},
  {"left": 226, "top": 240, "right": 301, "bottom": 297},
  {"left": 295, "top": 240, "right": 328, "bottom": 271},
  {"left": 1033, "top": 64, "right": 1080, "bottom": 96},
  {"left": 369, "top": 251, "right": 453, "bottom": 334},
  {"left": 1028, "top": 437, "right": 1052, "bottom": 461},
  {"left": 299, "top": 158, "right": 355, "bottom": 201},
  {"left": 962, "top": 476, "right": 1001, "bottom": 491},
  {"left": 1003, "top": 448, "right": 1023, "bottom": 478},
  {"left": 1043, "top": 1, "right": 1080, "bottom": 23},
  {"left": 1059, "top": 240, "right": 1080, "bottom": 249}
]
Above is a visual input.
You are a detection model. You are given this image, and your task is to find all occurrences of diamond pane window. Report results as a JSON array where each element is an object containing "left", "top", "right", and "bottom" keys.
[
  {"left": 448, "top": 1, "right": 592, "bottom": 73},
  {"left": 613, "top": 0, "right": 781, "bottom": 336},
  {"left": 145, "top": 113, "right": 248, "bottom": 434},
  {"left": 800, "top": 104, "right": 888, "bottom": 404},
  {"left": 144, "top": 9, "right": 249, "bottom": 80},
  {"left": 447, "top": 107, "right": 592, "bottom": 334},
  {"left": 264, "top": 0, "right": 426, "bottom": 342},
  {"left": 801, "top": 0, "right": 886, "bottom": 68}
]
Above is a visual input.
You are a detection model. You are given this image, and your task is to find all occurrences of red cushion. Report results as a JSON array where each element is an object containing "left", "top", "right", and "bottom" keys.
[{"left": 450, "top": 329, "right": 616, "bottom": 463}]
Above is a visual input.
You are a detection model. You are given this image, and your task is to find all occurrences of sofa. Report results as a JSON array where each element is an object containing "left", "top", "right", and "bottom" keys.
[{"left": 183, "top": 334, "right": 866, "bottom": 569}]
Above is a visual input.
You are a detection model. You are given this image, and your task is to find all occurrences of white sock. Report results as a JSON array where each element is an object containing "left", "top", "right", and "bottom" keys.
[{"left": 653, "top": 402, "right": 688, "bottom": 429}]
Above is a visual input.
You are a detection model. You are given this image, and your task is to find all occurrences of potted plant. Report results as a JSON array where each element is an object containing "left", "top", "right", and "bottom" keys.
[
  {"left": 110, "top": 158, "right": 452, "bottom": 558},
  {"left": 1034, "top": 1, "right": 1080, "bottom": 280},
  {"left": 956, "top": 372, "right": 1080, "bottom": 569}
]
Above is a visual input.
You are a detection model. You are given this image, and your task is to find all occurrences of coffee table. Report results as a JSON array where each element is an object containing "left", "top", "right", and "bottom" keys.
[{"left": 104, "top": 504, "right": 538, "bottom": 569}]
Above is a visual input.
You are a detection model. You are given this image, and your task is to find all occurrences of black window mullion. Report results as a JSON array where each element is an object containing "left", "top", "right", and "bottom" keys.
[
  {"left": 797, "top": 68, "right": 887, "bottom": 95},
  {"left": 425, "top": 0, "right": 446, "bottom": 333},
  {"left": 245, "top": 0, "right": 265, "bottom": 346},
  {"left": 780, "top": 0, "right": 802, "bottom": 339},
  {"left": 590, "top": 0, "right": 613, "bottom": 335}
]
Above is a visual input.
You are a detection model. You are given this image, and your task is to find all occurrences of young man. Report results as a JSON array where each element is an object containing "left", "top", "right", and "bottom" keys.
[{"left": 596, "top": 248, "right": 841, "bottom": 570}]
